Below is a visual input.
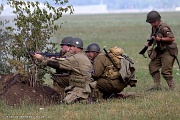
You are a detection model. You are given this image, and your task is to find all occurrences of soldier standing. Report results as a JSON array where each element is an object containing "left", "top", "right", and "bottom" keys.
[
  {"left": 145, "top": 10, "right": 178, "bottom": 91},
  {"left": 86, "top": 43, "right": 137, "bottom": 99},
  {"left": 33, "top": 38, "right": 93, "bottom": 104}
]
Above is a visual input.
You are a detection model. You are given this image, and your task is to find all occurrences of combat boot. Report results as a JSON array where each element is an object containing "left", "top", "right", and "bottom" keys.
[
  {"left": 92, "top": 88, "right": 104, "bottom": 102},
  {"left": 146, "top": 85, "right": 162, "bottom": 91},
  {"left": 166, "top": 79, "right": 176, "bottom": 91},
  {"left": 146, "top": 73, "right": 161, "bottom": 91}
]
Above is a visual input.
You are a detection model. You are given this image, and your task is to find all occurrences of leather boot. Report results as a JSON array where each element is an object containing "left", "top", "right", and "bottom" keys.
[
  {"left": 166, "top": 79, "right": 176, "bottom": 91},
  {"left": 147, "top": 73, "right": 161, "bottom": 91}
]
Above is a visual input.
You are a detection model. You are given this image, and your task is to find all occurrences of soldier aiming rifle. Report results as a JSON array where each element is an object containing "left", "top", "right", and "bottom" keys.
[{"left": 27, "top": 52, "right": 61, "bottom": 58}]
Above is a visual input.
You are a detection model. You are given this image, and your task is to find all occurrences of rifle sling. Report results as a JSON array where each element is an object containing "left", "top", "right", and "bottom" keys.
[{"left": 103, "top": 48, "right": 126, "bottom": 83}]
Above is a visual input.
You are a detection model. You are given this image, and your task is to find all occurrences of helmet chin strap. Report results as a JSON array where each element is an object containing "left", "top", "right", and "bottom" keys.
[
  {"left": 94, "top": 52, "right": 98, "bottom": 59},
  {"left": 73, "top": 47, "right": 77, "bottom": 54}
]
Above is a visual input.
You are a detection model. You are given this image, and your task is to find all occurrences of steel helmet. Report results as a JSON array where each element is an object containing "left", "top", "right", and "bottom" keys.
[
  {"left": 146, "top": 10, "right": 161, "bottom": 23},
  {"left": 60, "top": 36, "right": 73, "bottom": 46},
  {"left": 85, "top": 43, "right": 100, "bottom": 53},
  {"left": 68, "top": 37, "right": 83, "bottom": 49}
]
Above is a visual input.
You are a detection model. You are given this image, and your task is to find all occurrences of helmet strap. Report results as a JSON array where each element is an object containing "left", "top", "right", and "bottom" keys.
[{"left": 73, "top": 47, "right": 77, "bottom": 54}]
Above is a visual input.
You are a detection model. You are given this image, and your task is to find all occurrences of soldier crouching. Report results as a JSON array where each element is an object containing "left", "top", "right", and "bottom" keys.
[
  {"left": 85, "top": 44, "right": 137, "bottom": 100},
  {"left": 33, "top": 37, "right": 94, "bottom": 104}
]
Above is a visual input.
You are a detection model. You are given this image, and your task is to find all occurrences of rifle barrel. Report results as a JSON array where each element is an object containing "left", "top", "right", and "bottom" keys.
[{"left": 27, "top": 52, "right": 60, "bottom": 58}]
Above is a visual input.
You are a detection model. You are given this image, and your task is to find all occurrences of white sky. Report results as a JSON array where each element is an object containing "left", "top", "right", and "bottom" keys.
[{"left": 1, "top": 1, "right": 180, "bottom": 16}]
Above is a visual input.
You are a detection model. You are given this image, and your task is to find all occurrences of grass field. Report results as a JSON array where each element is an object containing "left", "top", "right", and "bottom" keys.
[{"left": 1, "top": 12, "right": 180, "bottom": 120}]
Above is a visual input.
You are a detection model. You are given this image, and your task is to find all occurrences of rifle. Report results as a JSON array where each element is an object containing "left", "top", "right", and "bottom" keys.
[
  {"left": 121, "top": 54, "right": 134, "bottom": 64},
  {"left": 139, "top": 28, "right": 158, "bottom": 58},
  {"left": 27, "top": 52, "right": 61, "bottom": 58},
  {"left": 103, "top": 48, "right": 118, "bottom": 69},
  {"left": 139, "top": 38, "right": 154, "bottom": 58},
  {"left": 103, "top": 48, "right": 125, "bottom": 83},
  {"left": 104, "top": 48, "right": 134, "bottom": 65}
]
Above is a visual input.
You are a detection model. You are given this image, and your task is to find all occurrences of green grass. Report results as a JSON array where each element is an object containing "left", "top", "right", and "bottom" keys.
[{"left": 1, "top": 12, "right": 180, "bottom": 120}]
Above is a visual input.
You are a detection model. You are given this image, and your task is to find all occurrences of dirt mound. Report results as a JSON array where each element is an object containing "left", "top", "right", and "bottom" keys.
[{"left": 0, "top": 73, "right": 61, "bottom": 107}]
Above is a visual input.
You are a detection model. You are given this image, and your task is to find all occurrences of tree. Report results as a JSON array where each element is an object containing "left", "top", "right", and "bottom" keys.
[
  {"left": 3, "top": 0, "right": 73, "bottom": 87},
  {"left": 0, "top": 1, "right": 12, "bottom": 74},
  {"left": 0, "top": 2, "right": 4, "bottom": 63}
]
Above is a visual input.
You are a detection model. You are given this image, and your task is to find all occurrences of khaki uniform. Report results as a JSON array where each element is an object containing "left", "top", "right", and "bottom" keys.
[
  {"left": 148, "top": 21, "right": 177, "bottom": 90},
  {"left": 51, "top": 51, "right": 72, "bottom": 99},
  {"left": 92, "top": 53, "right": 136, "bottom": 99},
  {"left": 42, "top": 51, "right": 93, "bottom": 104}
]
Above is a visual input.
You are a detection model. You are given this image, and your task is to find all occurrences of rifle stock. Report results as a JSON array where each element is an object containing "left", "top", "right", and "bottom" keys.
[{"left": 27, "top": 52, "right": 60, "bottom": 58}]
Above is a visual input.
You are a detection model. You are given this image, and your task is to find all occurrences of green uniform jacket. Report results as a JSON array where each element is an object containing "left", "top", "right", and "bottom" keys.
[
  {"left": 55, "top": 51, "right": 72, "bottom": 74},
  {"left": 92, "top": 53, "right": 112, "bottom": 78},
  {"left": 92, "top": 53, "right": 126, "bottom": 94},
  {"left": 149, "top": 21, "right": 177, "bottom": 81}
]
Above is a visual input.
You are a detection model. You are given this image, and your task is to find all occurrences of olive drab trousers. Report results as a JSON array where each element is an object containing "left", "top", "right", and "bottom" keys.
[
  {"left": 96, "top": 78, "right": 126, "bottom": 98},
  {"left": 149, "top": 51, "right": 176, "bottom": 90},
  {"left": 51, "top": 75, "right": 69, "bottom": 100}
]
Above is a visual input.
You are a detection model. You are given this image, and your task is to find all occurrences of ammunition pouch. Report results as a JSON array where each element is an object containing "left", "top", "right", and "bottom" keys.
[
  {"left": 102, "top": 65, "right": 119, "bottom": 79},
  {"left": 159, "top": 46, "right": 168, "bottom": 54},
  {"left": 167, "top": 42, "right": 178, "bottom": 57},
  {"left": 69, "top": 75, "right": 92, "bottom": 93},
  {"left": 69, "top": 77, "right": 85, "bottom": 88}
]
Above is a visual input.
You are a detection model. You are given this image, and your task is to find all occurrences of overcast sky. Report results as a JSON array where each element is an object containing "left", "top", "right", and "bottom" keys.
[{"left": 1, "top": 0, "right": 180, "bottom": 16}]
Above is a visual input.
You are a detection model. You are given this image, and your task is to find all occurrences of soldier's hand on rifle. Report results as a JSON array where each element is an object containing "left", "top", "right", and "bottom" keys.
[
  {"left": 34, "top": 53, "right": 43, "bottom": 60},
  {"left": 151, "top": 35, "right": 156, "bottom": 40},
  {"left": 155, "top": 35, "right": 162, "bottom": 42},
  {"left": 50, "top": 56, "right": 56, "bottom": 59},
  {"left": 33, "top": 53, "right": 55, "bottom": 61},
  {"left": 145, "top": 42, "right": 149, "bottom": 47}
]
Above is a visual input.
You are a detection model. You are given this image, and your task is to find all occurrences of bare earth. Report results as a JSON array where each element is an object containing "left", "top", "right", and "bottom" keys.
[{"left": 0, "top": 73, "right": 61, "bottom": 107}]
